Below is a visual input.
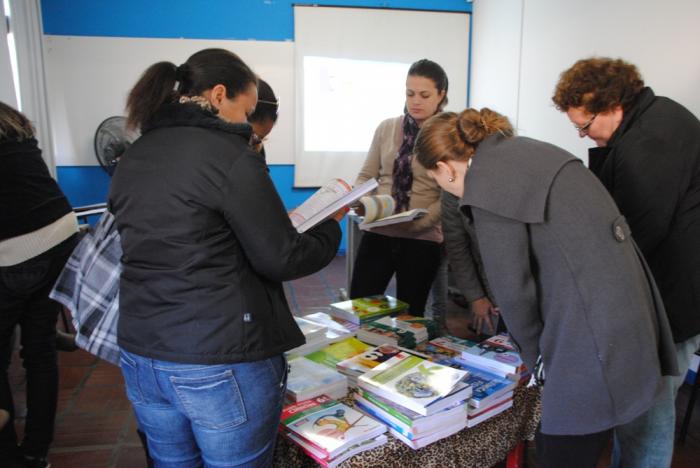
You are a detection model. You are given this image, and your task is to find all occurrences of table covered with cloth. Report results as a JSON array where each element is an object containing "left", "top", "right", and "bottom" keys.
[{"left": 273, "top": 385, "right": 541, "bottom": 468}]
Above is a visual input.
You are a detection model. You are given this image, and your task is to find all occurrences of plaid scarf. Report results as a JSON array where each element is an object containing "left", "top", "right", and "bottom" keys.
[{"left": 392, "top": 113, "right": 419, "bottom": 212}]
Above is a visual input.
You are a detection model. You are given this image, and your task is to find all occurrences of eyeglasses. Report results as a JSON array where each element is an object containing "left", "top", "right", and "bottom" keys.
[{"left": 573, "top": 113, "right": 597, "bottom": 135}]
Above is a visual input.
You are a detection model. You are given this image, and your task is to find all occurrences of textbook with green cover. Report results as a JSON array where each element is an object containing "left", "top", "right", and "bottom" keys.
[
  {"left": 304, "top": 337, "right": 372, "bottom": 369},
  {"left": 329, "top": 295, "right": 409, "bottom": 325}
]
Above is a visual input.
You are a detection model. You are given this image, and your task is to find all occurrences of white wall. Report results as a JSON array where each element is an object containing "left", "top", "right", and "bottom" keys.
[
  {"left": 44, "top": 36, "right": 294, "bottom": 166},
  {"left": 0, "top": 1, "right": 18, "bottom": 107},
  {"left": 471, "top": 0, "right": 700, "bottom": 161}
]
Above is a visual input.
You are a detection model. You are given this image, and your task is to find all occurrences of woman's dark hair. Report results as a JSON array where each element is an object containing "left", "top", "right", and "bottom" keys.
[
  {"left": 126, "top": 48, "right": 258, "bottom": 130},
  {"left": 415, "top": 108, "right": 514, "bottom": 170},
  {"left": 552, "top": 57, "right": 645, "bottom": 114},
  {"left": 408, "top": 59, "right": 449, "bottom": 110},
  {"left": 0, "top": 101, "right": 34, "bottom": 142},
  {"left": 248, "top": 79, "right": 279, "bottom": 124}
]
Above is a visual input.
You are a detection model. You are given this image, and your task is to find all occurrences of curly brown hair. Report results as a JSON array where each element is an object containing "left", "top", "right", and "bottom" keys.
[{"left": 552, "top": 57, "right": 645, "bottom": 113}]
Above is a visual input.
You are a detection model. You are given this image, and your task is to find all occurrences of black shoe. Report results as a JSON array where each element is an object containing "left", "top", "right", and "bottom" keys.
[{"left": 56, "top": 330, "right": 78, "bottom": 352}]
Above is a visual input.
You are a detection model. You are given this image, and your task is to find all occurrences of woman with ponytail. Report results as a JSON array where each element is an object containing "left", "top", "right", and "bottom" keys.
[
  {"left": 109, "top": 49, "right": 342, "bottom": 466},
  {"left": 415, "top": 108, "right": 678, "bottom": 467},
  {"left": 350, "top": 59, "right": 447, "bottom": 316}
]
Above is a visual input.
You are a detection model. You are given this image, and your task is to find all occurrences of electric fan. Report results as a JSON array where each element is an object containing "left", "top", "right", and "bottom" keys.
[{"left": 93, "top": 116, "right": 139, "bottom": 175}]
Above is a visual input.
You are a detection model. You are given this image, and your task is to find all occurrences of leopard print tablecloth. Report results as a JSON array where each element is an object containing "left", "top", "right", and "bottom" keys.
[{"left": 273, "top": 385, "right": 541, "bottom": 468}]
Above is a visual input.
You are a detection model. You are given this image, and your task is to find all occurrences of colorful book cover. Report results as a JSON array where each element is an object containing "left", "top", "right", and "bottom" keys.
[
  {"left": 329, "top": 295, "right": 409, "bottom": 324},
  {"left": 417, "top": 336, "right": 477, "bottom": 362},
  {"left": 461, "top": 333, "right": 524, "bottom": 375},
  {"left": 280, "top": 395, "right": 386, "bottom": 458},
  {"left": 461, "top": 364, "right": 516, "bottom": 408},
  {"left": 357, "top": 322, "right": 417, "bottom": 348},
  {"left": 358, "top": 352, "right": 468, "bottom": 415},
  {"left": 374, "top": 315, "right": 437, "bottom": 340},
  {"left": 305, "top": 337, "right": 372, "bottom": 369},
  {"left": 336, "top": 344, "right": 404, "bottom": 376}
]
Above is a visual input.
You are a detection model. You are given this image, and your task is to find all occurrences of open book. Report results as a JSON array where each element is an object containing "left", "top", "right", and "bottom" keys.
[
  {"left": 358, "top": 194, "right": 427, "bottom": 230},
  {"left": 290, "top": 178, "right": 378, "bottom": 233}
]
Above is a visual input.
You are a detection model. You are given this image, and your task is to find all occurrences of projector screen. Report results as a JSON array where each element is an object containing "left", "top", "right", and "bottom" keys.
[{"left": 294, "top": 6, "right": 470, "bottom": 187}]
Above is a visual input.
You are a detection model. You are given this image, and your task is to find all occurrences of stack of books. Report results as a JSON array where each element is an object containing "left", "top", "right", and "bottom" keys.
[
  {"left": 286, "top": 357, "right": 348, "bottom": 402},
  {"left": 286, "top": 313, "right": 355, "bottom": 357},
  {"left": 305, "top": 337, "right": 372, "bottom": 369},
  {"left": 462, "top": 364, "right": 516, "bottom": 427},
  {"left": 354, "top": 388, "right": 468, "bottom": 449},
  {"left": 280, "top": 395, "right": 388, "bottom": 468},
  {"left": 417, "top": 335, "right": 517, "bottom": 427},
  {"left": 459, "top": 334, "right": 526, "bottom": 380},
  {"left": 355, "top": 351, "right": 471, "bottom": 449},
  {"left": 328, "top": 295, "right": 408, "bottom": 325},
  {"left": 336, "top": 344, "right": 404, "bottom": 387},
  {"left": 356, "top": 315, "right": 439, "bottom": 349},
  {"left": 416, "top": 335, "right": 477, "bottom": 362}
]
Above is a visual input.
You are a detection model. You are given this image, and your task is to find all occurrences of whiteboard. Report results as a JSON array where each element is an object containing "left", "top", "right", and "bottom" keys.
[
  {"left": 294, "top": 6, "right": 470, "bottom": 187},
  {"left": 43, "top": 35, "right": 294, "bottom": 166}
]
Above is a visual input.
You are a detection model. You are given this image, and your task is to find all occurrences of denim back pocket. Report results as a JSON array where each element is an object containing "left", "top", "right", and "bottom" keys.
[
  {"left": 119, "top": 352, "right": 145, "bottom": 404},
  {"left": 170, "top": 370, "right": 247, "bottom": 430}
]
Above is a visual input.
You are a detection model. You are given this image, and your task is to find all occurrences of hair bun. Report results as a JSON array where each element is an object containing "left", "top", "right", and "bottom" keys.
[{"left": 456, "top": 108, "right": 487, "bottom": 144}]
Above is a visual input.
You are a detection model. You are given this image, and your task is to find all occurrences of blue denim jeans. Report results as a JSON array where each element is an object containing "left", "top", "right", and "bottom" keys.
[
  {"left": 611, "top": 333, "right": 700, "bottom": 468},
  {"left": 120, "top": 350, "right": 288, "bottom": 468}
]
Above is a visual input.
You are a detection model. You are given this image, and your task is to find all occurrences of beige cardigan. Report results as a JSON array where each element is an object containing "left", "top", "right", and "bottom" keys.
[{"left": 355, "top": 116, "right": 442, "bottom": 242}]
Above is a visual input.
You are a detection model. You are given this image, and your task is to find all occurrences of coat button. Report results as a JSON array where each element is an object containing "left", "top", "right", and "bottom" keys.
[{"left": 614, "top": 225, "right": 626, "bottom": 241}]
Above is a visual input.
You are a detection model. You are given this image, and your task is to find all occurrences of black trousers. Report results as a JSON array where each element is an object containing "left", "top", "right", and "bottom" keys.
[
  {"left": 536, "top": 425, "right": 612, "bottom": 468},
  {"left": 0, "top": 234, "right": 77, "bottom": 459},
  {"left": 349, "top": 232, "right": 442, "bottom": 316}
]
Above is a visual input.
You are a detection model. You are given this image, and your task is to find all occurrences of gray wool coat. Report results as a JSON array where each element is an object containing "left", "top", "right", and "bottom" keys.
[{"left": 460, "top": 135, "right": 678, "bottom": 435}]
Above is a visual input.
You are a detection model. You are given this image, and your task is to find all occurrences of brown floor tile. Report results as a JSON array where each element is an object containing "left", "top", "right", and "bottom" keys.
[
  {"left": 52, "top": 410, "right": 130, "bottom": 448},
  {"left": 84, "top": 365, "right": 124, "bottom": 387},
  {"left": 49, "top": 449, "right": 113, "bottom": 468},
  {"left": 114, "top": 446, "right": 150, "bottom": 468},
  {"left": 58, "top": 366, "right": 91, "bottom": 389},
  {"left": 58, "top": 349, "right": 99, "bottom": 367},
  {"left": 71, "top": 386, "right": 131, "bottom": 413}
]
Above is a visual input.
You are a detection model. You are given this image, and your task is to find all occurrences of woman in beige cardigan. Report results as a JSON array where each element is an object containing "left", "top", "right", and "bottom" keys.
[{"left": 350, "top": 59, "right": 447, "bottom": 316}]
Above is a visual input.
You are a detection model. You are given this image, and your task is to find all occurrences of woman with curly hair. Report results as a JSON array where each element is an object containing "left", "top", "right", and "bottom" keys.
[
  {"left": 553, "top": 57, "right": 700, "bottom": 468},
  {"left": 414, "top": 107, "right": 677, "bottom": 468}
]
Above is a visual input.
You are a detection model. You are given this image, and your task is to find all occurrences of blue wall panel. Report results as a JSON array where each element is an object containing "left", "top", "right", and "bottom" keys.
[{"left": 42, "top": 0, "right": 471, "bottom": 40}]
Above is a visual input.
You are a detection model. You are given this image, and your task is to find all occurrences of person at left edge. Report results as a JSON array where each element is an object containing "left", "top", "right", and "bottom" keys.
[{"left": 108, "top": 48, "right": 342, "bottom": 467}]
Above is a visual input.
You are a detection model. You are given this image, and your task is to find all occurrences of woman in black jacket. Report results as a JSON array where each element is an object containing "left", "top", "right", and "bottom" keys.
[
  {"left": 109, "top": 48, "right": 342, "bottom": 467},
  {"left": 0, "top": 101, "right": 79, "bottom": 468}
]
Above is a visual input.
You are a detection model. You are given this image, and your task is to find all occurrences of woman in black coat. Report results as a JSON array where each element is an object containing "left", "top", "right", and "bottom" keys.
[
  {"left": 109, "top": 49, "right": 343, "bottom": 467},
  {"left": 415, "top": 107, "right": 677, "bottom": 468},
  {"left": 553, "top": 57, "right": 700, "bottom": 468}
]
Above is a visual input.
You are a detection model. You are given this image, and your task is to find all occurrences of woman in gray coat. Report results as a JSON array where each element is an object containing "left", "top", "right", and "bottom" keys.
[{"left": 414, "top": 108, "right": 678, "bottom": 468}]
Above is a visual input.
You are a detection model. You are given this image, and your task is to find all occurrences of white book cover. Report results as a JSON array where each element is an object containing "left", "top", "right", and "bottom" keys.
[
  {"left": 294, "top": 316, "right": 328, "bottom": 342},
  {"left": 388, "top": 417, "right": 467, "bottom": 450},
  {"left": 286, "top": 358, "right": 348, "bottom": 401},
  {"left": 358, "top": 351, "right": 468, "bottom": 416},
  {"left": 287, "top": 432, "right": 388, "bottom": 468},
  {"left": 461, "top": 334, "right": 524, "bottom": 375},
  {"left": 466, "top": 398, "right": 513, "bottom": 428},
  {"left": 280, "top": 395, "right": 386, "bottom": 459},
  {"left": 290, "top": 178, "right": 378, "bottom": 233}
]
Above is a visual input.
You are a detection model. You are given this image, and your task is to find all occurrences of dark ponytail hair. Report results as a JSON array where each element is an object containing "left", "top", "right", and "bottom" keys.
[
  {"left": 408, "top": 59, "right": 449, "bottom": 110},
  {"left": 248, "top": 79, "right": 279, "bottom": 124},
  {"left": 126, "top": 48, "right": 257, "bottom": 130},
  {"left": 415, "top": 107, "right": 514, "bottom": 170}
]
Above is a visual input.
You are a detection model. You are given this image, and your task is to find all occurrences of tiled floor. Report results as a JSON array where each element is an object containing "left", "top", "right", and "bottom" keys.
[{"left": 7, "top": 255, "right": 700, "bottom": 467}]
